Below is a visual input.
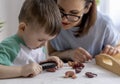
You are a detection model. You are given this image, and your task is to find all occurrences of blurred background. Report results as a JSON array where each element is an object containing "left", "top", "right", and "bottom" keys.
[{"left": 0, "top": 0, "right": 120, "bottom": 41}]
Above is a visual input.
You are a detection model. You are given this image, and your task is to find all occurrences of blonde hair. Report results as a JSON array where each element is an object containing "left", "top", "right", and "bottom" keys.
[{"left": 19, "top": 0, "right": 62, "bottom": 36}]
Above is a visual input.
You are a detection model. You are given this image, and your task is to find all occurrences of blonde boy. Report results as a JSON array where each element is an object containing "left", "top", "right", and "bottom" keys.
[{"left": 0, "top": 0, "right": 63, "bottom": 79}]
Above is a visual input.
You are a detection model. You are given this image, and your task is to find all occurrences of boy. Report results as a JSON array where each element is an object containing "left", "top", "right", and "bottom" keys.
[{"left": 0, "top": 0, "right": 63, "bottom": 79}]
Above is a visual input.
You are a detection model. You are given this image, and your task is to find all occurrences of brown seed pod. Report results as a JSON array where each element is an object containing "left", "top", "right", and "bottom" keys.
[
  {"left": 75, "top": 67, "right": 82, "bottom": 73},
  {"left": 85, "top": 72, "right": 97, "bottom": 78},
  {"left": 64, "top": 71, "right": 77, "bottom": 79},
  {"left": 68, "top": 61, "right": 74, "bottom": 67}
]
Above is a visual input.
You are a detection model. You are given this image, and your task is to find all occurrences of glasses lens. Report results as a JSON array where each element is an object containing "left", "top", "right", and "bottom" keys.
[
  {"left": 60, "top": 12, "right": 80, "bottom": 22},
  {"left": 67, "top": 15, "right": 80, "bottom": 22}
]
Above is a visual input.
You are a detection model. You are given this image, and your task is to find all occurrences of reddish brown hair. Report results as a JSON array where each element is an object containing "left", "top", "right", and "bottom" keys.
[{"left": 75, "top": 0, "right": 97, "bottom": 37}]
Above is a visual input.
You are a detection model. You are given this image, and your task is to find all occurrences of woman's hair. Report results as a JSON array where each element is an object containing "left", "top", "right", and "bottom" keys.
[
  {"left": 75, "top": 0, "right": 97, "bottom": 37},
  {"left": 19, "top": 0, "right": 62, "bottom": 36}
]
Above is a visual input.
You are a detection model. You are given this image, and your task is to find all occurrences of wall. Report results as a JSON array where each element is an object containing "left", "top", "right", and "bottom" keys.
[
  {"left": 99, "top": 0, "right": 120, "bottom": 32},
  {"left": 109, "top": 0, "right": 120, "bottom": 31},
  {"left": 0, "top": 0, "right": 24, "bottom": 41}
]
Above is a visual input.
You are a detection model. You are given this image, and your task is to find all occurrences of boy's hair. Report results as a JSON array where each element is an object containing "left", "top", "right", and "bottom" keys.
[{"left": 19, "top": 0, "right": 62, "bottom": 36}]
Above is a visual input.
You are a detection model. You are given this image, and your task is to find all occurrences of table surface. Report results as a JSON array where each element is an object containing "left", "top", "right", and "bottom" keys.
[{"left": 0, "top": 60, "right": 120, "bottom": 84}]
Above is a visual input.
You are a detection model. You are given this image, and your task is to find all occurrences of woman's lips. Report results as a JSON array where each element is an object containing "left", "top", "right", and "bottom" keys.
[{"left": 62, "top": 22, "right": 69, "bottom": 25}]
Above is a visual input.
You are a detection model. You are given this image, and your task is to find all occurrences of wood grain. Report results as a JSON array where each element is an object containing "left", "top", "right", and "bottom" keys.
[{"left": 95, "top": 54, "right": 120, "bottom": 76}]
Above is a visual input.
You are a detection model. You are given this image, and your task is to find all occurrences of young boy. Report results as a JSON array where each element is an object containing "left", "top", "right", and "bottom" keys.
[{"left": 0, "top": 0, "right": 63, "bottom": 79}]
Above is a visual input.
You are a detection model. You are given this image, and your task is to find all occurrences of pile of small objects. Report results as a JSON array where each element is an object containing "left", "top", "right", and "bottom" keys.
[
  {"left": 64, "top": 61, "right": 85, "bottom": 79},
  {"left": 68, "top": 61, "right": 85, "bottom": 73},
  {"left": 64, "top": 61, "right": 97, "bottom": 79}
]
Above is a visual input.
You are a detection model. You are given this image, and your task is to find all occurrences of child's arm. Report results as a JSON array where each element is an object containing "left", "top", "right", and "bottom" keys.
[
  {"left": 0, "top": 65, "right": 22, "bottom": 78},
  {"left": 0, "top": 62, "right": 42, "bottom": 79}
]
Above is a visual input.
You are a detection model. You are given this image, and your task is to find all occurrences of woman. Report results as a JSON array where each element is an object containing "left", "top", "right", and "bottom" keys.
[{"left": 48, "top": 0, "right": 120, "bottom": 63}]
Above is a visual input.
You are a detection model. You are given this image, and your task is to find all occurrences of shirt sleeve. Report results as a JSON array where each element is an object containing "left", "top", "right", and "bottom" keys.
[
  {"left": 0, "top": 45, "right": 12, "bottom": 66},
  {"left": 104, "top": 18, "right": 120, "bottom": 47}
]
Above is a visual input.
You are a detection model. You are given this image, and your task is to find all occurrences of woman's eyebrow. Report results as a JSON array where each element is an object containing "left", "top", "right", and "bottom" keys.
[
  {"left": 58, "top": 5, "right": 64, "bottom": 11},
  {"left": 70, "top": 10, "right": 80, "bottom": 14},
  {"left": 58, "top": 5, "right": 80, "bottom": 14}
]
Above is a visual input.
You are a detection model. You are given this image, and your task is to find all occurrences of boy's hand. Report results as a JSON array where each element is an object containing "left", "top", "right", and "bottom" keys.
[
  {"left": 47, "top": 56, "right": 63, "bottom": 68},
  {"left": 21, "top": 63, "right": 42, "bottom": 77}
]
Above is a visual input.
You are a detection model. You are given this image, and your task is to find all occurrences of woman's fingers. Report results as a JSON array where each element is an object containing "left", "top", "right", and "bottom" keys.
[
  {"left": 77, "top": 48, "right": 92, "bottom": 60},
  {"left": 73, "top": 48, "right": 92, "bottom": 63},
  {"left": 102, "top": 45, "right": 111, "bottom": 54},
  {"left": 74, "top": 52, "right": 84, "bottom": 62},
  {"left": 102, "top": 45, "right": 120, "bottom": 56}
]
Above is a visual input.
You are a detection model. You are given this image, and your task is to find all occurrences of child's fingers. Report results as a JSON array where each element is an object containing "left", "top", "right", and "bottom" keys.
[
  {"left": 29, "top": 64, "right": 43, "bottom": 77},
  {"left": 57, "top": 59, "right": 63, "bottom": 68},
  {"left": 53, "top": 58, "right": 61, "bottom": 68},
  {"left": 39, "top": 65, "right": 43, "bottom": 72},
  {"left": 49, "top": 56, "right": 63, "bottom": 68}
]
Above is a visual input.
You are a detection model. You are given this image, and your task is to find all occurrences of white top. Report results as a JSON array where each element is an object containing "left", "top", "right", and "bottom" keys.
[{"left": 51, "top": 12, "right": 120, "bottom": 57}]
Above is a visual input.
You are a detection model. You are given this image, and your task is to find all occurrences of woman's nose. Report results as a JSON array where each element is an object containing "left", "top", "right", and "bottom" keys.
[{"left": 62, "top": 16, "right": 69, "bottom": 22}]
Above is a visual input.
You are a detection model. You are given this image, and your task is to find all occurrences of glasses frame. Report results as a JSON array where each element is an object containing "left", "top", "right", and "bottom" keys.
[{"left": 60, "top": 11, "right": 82, "bottom": 22}]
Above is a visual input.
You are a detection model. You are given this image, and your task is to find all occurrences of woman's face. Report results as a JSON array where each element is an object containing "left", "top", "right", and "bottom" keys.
[{"left": 58, "top": 0, "right": 88, "bottom": 30}]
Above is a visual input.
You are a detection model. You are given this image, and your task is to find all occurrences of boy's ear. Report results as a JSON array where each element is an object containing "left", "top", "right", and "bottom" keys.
[
  {"left": 18, "top": 22, "right": 27, "bottom": 32},
  {"left": 83, "top": 3, "right": 92, "bottom": 14}
]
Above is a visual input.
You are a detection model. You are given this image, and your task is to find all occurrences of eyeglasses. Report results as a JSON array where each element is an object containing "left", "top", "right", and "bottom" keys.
[{"left": 60, "top": 12, "right": 82, "bottom": 22}]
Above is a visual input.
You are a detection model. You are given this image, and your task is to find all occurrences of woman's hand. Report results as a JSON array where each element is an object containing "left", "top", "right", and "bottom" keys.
[
  {"left": 47, "top": 56, "right": 63, "bottom": 68},
  {"left": 71, "top": 47, "right": 92, "bottom": 63},
  {"left": 101, "top": 45, "right": 120, "bottom": 56},
  {"left": 21, "top": 62, "right": 42, "bottom": 77}
]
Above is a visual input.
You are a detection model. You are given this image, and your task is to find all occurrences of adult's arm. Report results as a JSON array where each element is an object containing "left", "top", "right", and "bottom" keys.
[{"left": 47, "top": 41, "right": 73, "bottom": 61}]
